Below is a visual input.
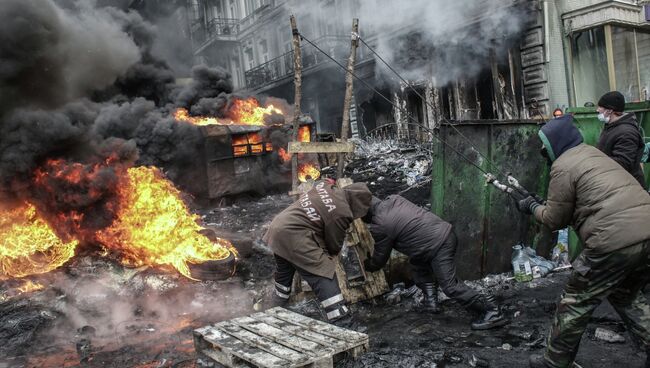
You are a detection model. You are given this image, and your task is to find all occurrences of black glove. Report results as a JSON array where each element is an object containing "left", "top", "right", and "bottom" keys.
[
  {"left": 508, "top": 189, "right": 527, "bottom": 202},
  {"left": 529, "top": 192, "right": 545, "bottom": 205},
  {"left": 363, "top": 255, "right": 381, "bottom": 272},
  {"left": 517, "top": 195, "right": 541, "bottom": 215}
]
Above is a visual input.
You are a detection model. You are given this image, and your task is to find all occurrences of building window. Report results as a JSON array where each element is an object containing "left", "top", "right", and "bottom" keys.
[
  {"left": 571, "top": 27, "right": 609, "bottom": 107},
  {"left": 244, "top": 47, "right": 254, "bottom": 70},
  {"left": 612, "top": 27, "right": 639, "bottom": 102},
  {"left": 259, "top": 39, "right": 268, "bottom": 63},
  {"left": 637, "top": 31, "right": 650, "bottom": 101},
  {"left": 571, "top": 26, "right": 650, "bottom": 105}
]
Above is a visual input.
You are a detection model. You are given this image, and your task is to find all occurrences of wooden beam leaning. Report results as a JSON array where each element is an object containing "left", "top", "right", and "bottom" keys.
[
  {"left": 336, "top": 19, "right": 360, "bottom": 179},
  {"left": 287, "top": 142, "right": 354, "bottom": 155},
  {"left": 290, "top": 15, "right": 302, "bottom": 196}
]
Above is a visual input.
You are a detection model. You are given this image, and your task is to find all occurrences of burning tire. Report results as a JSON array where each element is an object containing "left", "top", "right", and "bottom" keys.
[{"left": 188, "top": 251, "right": 237, "bottom": 281}]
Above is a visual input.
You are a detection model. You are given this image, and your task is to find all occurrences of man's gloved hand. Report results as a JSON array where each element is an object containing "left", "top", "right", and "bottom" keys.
[
  {"left": 529, "top": 192, "right": 545, "bottom": 205},
  {"left": 508, "top": 189, "right": 527, "bottom": 202},
  {"left": 517, "top": 195, "right": 541, "bottom": 215},
  {"left": 363, "top": 254, "right": 381, "bottom": 272}
]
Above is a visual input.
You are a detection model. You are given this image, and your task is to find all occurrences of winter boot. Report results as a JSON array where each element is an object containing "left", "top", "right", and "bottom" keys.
[
  {"left": 331, "top": 313, "right": 367, "bottom": 333},
  {"left": 269, "top": 293, "right": 289, "bottom": 308},
  {"left": 417, "top": 282, "right": 441, "bottom": 313},
  {"left": 529, "top": 354, "right": 550, "bottom": 368},
  {"left": 470, "top": 294, "right": 508, "bottom": 330}
]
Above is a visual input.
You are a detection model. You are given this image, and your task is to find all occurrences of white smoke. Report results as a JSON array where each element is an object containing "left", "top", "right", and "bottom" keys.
[{"left": 290, "top": 0, "right": 530, "bottom": 86}]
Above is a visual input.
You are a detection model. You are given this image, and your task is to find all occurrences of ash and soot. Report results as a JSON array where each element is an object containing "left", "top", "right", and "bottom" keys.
[{"left": 0, "top": 0, "right": 297, "bottom": 365}]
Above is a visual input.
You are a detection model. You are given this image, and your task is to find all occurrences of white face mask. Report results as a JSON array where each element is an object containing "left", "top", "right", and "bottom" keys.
[{"left": 597, "top": 112, "right": 610, "bottom": 123}]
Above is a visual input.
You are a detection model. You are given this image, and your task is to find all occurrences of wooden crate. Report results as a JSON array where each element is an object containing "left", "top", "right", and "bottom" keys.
[{"left": 194, "top": 307, "right": 369, "bottom": 368}]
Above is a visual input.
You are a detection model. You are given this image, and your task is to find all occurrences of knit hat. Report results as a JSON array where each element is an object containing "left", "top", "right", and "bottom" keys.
[{"left": 597, "top": 91, "right": 625, "bottom": 112}]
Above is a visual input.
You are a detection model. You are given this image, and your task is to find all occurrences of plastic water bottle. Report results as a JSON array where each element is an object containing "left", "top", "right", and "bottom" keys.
[
  {"left": 512, "top": 244, "right": 533, "bottom": 282},
  {"left": 557, "top": 228, "right": 568, "bottom": 246}
]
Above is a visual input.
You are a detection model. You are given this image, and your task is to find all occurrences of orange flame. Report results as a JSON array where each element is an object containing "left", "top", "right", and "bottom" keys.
[
  {"left": 229, "top": 98, "right": 282, "bottom": 125},
  {"left": 173, "top": 97, "right": 282, "bottom": 126},
  {"left": 278, "top": 148, "right": 291, "bottom": 163},
  {"left": 96, "top": 166, "right": 234, "bottom": 280},
  {"left": 2, "top": 164, "right": 233, "bottom": 280},
  {"left": 298, "top": 125, "right": 311, "bottom": 142},
  {"left": 298, "top": 163, "right": 321, "bottom": 182},
  {"left": 0, "top": 203, "right": 78, "bottom": 279},
  {"left": 16, "top": 279, "right": 44, "bottom": 293}
]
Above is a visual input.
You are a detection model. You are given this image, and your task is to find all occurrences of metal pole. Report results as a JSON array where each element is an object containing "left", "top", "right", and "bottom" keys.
[
  {"left": 337, "top": 18, "right": 359, "bottom": 179},
  {"left": 290, "top": 15, "right": 302, "bottom": 194}
]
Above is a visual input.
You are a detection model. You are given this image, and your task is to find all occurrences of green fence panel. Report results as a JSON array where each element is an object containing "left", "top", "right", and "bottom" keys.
[{"left": 430, "top": 120, "right": 549, "bottom": 279}]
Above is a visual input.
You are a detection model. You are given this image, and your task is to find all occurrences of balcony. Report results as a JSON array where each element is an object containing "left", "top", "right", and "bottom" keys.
[
  {"left": 192, "top": 17, "right": 240, "bottom": 54},
  {"left": 244, "top": 35, "right": 350, "bottom": 90}
]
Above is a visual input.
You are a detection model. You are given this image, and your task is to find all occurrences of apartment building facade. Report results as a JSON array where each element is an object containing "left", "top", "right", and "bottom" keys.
[{"left": 185, "top": 0, "right": 650, "bottom": 137}]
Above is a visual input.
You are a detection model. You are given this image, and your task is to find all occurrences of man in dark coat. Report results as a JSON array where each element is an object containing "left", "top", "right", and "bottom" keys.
[
  {"left": 596, "top": 91, "right": 646, "bottom": 189},
  {"left": 515, "top": 116, "right": 650, "bottom": 368},
  {"left": 263, "top": 181, "right": 372, "bottom": 325},
  {"left": 362, "top": 195, "right": 508, "bottom": 330}
]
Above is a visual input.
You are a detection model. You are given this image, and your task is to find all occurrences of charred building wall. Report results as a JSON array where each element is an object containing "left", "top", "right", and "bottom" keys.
[{"left": 186, "top": 0, "right": 553, "bottom": 139}]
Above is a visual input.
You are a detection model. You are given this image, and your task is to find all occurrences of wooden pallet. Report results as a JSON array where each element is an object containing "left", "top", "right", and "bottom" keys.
[{"left": 194, "top": 307, "right": 369, "bottom": 368}]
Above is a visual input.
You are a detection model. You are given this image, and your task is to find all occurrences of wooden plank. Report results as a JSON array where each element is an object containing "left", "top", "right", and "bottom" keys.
[
  {"left": 231, "top": 316, "right": 331, "bottom": 357},
  {"left": 265, "top": 307, "right": 368, "bottom": 344},
  {"left": 287, "top": 142, "right": 354, "bottom": 154},
  {"left": 197, "top": 326, "right": 290, "bottom": 368},
  {"left": 249, "top": 313, "right": 349, "bottom": 350},
  {"left": 216, "top": 321, "right": 310, "bottom": 366},
  {"left": 335, "top": 178, "right": 390, "bottom": 304}
]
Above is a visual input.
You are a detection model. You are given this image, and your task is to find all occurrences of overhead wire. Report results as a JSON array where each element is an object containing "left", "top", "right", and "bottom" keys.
[
  {"left": 356, "top": 35, "right": 518, "bottom": 177},
  {"left": 299, "top": 33, "right": 493, "bottom": 176}
]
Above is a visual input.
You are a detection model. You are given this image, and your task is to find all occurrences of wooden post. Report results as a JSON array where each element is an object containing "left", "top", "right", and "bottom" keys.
[
  {"left": 337, "top": 18, "right": 359, "bottom": 179},
  {"left": 290, "top": 15, "right": 302, "bottom": 194}
]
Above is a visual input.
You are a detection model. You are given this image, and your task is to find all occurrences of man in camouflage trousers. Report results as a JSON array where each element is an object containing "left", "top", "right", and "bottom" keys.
[{"left": 513, "top": 115, "right": 650, "bottom": 368}]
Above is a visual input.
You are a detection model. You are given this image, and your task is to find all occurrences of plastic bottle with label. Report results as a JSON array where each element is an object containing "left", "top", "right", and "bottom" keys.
[{"left": 512, "top": 244, "right": 533, "bottom": 282}]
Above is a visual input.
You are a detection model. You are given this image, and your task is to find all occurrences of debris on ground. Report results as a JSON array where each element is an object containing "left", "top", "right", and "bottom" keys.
[{"left": 593, "top": 327, "right": 626, "bottom": 343}]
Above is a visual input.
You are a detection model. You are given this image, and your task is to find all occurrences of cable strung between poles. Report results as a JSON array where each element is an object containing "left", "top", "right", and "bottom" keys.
[
  {"left": 299, "top": 33, "right": 491, "bottom": 177},
  {"left": 356, "top": 35, "right": 516, "bottom": 178}
]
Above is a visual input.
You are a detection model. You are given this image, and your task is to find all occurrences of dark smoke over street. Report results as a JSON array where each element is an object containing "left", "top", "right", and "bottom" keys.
[{"left": 2, "top": 0, "right": 650, "bottom": 367}]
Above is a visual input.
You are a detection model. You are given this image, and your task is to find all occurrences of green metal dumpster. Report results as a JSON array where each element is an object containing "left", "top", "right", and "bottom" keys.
[
  {"left": 564, "top": 101, "right": 650, "bottom": 259},
  {"left": 430, "top": 120, "right": 552, "bottom": 280}
]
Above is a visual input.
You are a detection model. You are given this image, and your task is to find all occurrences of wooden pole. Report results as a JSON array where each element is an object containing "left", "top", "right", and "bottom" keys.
[
  {"left": 337, "top": 18, "right": 359, "bottom": 179},
  {"left": 290, "top": 15, "right": 302, "bottom": 194}
]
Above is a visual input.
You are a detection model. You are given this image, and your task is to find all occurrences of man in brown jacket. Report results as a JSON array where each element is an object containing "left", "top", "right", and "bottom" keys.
[
  {"left": 514, "top": 115, "right": 650, "bottom": 368},
  {"left": 263, "top": 180, "right": 372, "bottom": 326}
]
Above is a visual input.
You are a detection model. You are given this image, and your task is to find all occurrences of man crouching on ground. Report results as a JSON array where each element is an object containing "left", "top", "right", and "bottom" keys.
[
  {"left": 263, "top": 180, "right": 372, "bottom": 328},
  {"left": 362, "top": 195, "right": 508, "bottom": 330}
]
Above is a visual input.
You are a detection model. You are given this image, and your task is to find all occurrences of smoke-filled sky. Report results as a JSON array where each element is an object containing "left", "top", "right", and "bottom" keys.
[{"left": 294, "top": 0, "right": 531, "bottom": 86}]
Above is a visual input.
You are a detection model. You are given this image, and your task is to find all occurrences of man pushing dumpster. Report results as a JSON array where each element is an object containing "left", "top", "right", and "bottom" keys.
[{"left": 512, "top": 115, "right": 650, "bottom": 368}]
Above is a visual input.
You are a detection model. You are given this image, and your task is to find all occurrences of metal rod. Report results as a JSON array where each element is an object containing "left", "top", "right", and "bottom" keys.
[
  {"left": 299, "top": 34, "right": 491, "bottom": 177},
  {"left": 357, "top": 36, "right": 517, "bottom": 178}
]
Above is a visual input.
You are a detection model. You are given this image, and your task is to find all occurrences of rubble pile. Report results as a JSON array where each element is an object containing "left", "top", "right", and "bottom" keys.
[{"left": 322, "top": 138, "right": 433, "bottom": 206}]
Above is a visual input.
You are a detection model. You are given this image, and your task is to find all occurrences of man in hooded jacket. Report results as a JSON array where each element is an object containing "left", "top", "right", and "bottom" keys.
[
  {"left": 263, "top": 180, "right": 372, "bottom": 326},
  {"left": 514, "top": 115, "right": 650, "bottom": 368},
  {"left": 596, "top": 91, "right": 646, "bottom": 189},
  {"left": 362, "top": 195, "right": 508, "bottom": 330}
]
